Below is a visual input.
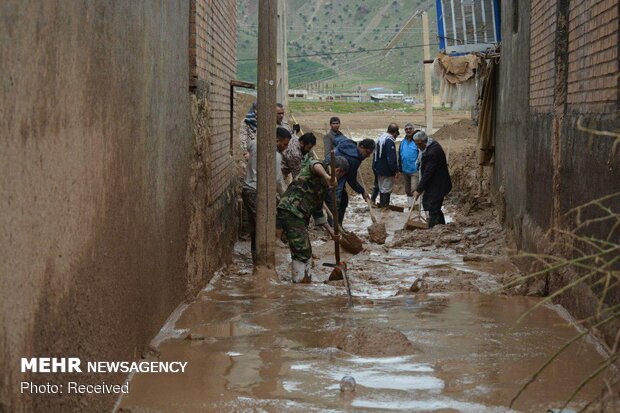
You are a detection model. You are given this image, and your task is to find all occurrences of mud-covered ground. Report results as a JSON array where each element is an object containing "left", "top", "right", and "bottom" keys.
[
  {"left": 111, "top": 97, "right": 620, "bottom": 411},
  {"left": 116, "top": 110, "right": 616, "bottom": 413}
]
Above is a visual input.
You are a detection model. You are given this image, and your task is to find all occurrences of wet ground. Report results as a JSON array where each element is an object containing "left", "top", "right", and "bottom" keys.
[{"left": 117, "top": 195, "right": 608, "bottom": 413}]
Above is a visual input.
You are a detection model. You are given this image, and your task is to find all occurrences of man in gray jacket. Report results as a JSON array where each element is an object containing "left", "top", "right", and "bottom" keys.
[{"left": 242, "top": 127, "right": 291, "bottom": 262}]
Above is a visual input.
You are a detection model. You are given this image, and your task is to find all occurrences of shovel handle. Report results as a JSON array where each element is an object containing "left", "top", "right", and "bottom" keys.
[
  {"left": 330, "top": 150, "right": 341, "bottom": 264},
  {"left": 356, "top": 169, "right": 378, "bottom": 224},
  {"left": 404, "top": 198, "right": 418, "bottom": 223}
]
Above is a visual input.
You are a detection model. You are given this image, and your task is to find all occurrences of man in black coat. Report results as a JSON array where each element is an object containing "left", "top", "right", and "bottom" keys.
[{"left": 412, "top": 131, "right": 452, "bottom": 228}]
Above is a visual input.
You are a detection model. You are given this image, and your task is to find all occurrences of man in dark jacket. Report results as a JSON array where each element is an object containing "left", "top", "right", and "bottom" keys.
[
  {"left": 413, "top": 131, "right": 452, "bottom": 228},
  {"left": 372, "top": 124, "right": 400, "bottom": 208},
  {"left": 323, "top": 116, "right": 344, "bottom": 159},
  {"left": 326, "top": 137, "right": 375, "bottom": 224}
]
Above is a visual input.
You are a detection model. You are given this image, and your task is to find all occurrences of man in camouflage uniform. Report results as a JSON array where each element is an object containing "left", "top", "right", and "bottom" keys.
[{"left": 277, "top": 156, "right": 349, "bottom": 283}]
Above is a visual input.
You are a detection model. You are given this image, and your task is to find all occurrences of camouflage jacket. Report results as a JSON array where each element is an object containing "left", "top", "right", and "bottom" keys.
[
  {"left": 281, "top": 137, "right": 303, "bottom": 178},
  {"left": 277, "top": 158, "right": 328, "bottom": 225}
]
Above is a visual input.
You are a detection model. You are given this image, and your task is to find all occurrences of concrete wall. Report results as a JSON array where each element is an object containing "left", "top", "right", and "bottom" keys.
[
  {"left": 494, "top": 0, "right": 532, "bottom": 247},
  {"left": 494, "top": 0, "right": 620, "bottom": 342},
  {"left": 0, "top": 1, "right": 239, "bottom": 411}
]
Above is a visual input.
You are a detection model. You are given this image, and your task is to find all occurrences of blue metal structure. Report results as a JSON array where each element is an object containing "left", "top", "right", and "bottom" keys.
[{"left": 435, "top": 0, "right": 501, "bottom": 55}]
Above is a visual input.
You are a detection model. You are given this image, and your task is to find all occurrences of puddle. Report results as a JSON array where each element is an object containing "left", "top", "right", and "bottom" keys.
[{"left": 118, "top": 197, "right": 608, "bottom": 413}]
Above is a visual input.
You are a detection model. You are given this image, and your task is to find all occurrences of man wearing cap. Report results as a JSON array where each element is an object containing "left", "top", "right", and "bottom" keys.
[{"left": 277, "top": 156, "right": 348, "bottom": 283}]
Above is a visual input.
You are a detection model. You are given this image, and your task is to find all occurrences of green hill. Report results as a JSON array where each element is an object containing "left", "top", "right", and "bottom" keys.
[{"left": 237, "top": 0, "right": 438, "bottom": 94}]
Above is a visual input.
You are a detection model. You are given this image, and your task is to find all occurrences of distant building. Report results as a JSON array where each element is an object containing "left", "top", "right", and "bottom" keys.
[
  {"left": 288, "top": 89, "right": 308, "bottom": 98},
  {"left": 370, "top": 93, "right": 405, "bottom": 102}
]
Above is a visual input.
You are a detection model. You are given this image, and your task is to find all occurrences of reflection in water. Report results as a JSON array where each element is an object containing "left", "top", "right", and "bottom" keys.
[{"left": 119, "top": 287, "right": 606, "bottom": 412}]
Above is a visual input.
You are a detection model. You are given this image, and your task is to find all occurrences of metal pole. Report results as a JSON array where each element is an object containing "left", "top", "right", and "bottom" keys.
[
  {"left": 255, "top": 0, "right": 278, "bottom": 269},
  {"left": 460, "top": 0, "right": 468, "bottom": 45},
  {"left": 422, "top": 12, "right": 434, "bottom": 134},
  {"left": 481, "top": 0, "right": 488, "bottom": 42}
]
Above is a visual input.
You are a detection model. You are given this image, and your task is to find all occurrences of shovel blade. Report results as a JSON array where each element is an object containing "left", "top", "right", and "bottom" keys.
[
  {"left": 405, "top": 219, "right": 428, "bottom": 230},
  {"left": 328, "top": 262, "right": 347, "bottom": 281},
  {"left": 340, "top": 231, "right": 363, "bottom": 254}
]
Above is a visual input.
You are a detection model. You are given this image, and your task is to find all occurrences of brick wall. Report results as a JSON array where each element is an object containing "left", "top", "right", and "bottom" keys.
[
  {"left": 190, "top": 0, "right": 238, "bottom": 202},
  {"left": 497, "top": 0, "right": 620, "bottom": 349},
  {"left": 567, "top": 0, "right": 618, "bottom": 112},
  {"left": 529, "top": 0, "right": 557, "bottom": 111}
]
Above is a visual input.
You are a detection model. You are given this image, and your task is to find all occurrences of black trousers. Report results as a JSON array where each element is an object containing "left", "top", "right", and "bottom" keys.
[
  {"left": 370, "top": 172, "right": 379, "bottom": 202},
  {"left": 422, "top": 196, "right": 446, "bottom": 228},
  {"left": 326, "top": 189, "right": 348, "bottom": 226}
]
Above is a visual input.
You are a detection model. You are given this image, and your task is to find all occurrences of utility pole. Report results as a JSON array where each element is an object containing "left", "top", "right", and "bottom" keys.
[
  {"left": 276, "top": 0, "right": 288, "bottom": 106},
  {"left": 422, "top": 11, "right": 433, "bottom": 133},
  {"left": 255, "top": 0, "right": 277, "bottom": 272}
]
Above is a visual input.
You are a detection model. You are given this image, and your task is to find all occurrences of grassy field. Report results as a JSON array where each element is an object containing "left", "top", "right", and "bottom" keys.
[{"left": 289, "top": 101, "right": 454, "bottom": 114}]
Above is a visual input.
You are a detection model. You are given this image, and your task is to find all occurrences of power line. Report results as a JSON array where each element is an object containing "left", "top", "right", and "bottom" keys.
[{"left": 239, "top": 42, "right": 439, "bottom": 62}]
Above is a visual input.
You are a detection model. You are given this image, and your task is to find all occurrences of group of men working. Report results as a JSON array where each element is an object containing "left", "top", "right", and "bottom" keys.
[{"left": 240, "top": 104, "right": 452, "bottom": 283}]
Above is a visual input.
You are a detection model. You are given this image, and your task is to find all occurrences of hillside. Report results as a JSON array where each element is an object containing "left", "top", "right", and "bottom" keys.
[{"left": 237, "top": 0, "right": 438, "bottom": 94}]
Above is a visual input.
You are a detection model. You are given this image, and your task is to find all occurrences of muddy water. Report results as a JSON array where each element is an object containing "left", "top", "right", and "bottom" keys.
[{"left": 118, "top": 196, "right": 607, "bottom": 413}]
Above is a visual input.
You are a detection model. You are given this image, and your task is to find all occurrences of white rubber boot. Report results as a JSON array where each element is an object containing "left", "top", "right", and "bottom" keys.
[
  {"left": 291, "top": 260, "right": 306, "bottom": 283},
  {"left": 407, "top": 196, "right": 414, "bottom": 209},
  {"left": 301, "top": 260, "right": 313, "bottom": 283}
]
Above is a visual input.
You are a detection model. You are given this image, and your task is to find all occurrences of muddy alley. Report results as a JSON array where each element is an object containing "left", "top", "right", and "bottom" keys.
[{"left": 118, "top": 191, "right": 607, "bottom": 412}]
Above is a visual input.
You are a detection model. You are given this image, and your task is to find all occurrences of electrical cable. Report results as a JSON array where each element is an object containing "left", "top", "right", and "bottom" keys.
[{"left": 239, "top": 42, "right": 439, "bottom": 61}]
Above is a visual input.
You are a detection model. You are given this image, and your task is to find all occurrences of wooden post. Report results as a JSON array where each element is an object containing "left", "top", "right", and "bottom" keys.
[
  {"left": 422, "top": 11, "right": 433, "bottom": 134},
  {"left": 255, "top": 0, "right": 278, "bottom": 270},
  {"left": 276, "top": 0, "right": 288, "bottom": 107}
]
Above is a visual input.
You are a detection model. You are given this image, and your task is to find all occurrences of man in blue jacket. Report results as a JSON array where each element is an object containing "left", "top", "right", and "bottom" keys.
[
  {"left": 399, "top": 123, "right": 420, "bottom": 209},
  {"left": 372, "top": 124, "right": 400, "bottom": 208},
  {"left": 326, "top": 137, "right": 375, "bottom": 225}
]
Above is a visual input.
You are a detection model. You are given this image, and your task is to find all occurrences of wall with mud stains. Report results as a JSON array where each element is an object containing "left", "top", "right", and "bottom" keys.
[
  {"left": 494, "top": 1, "right": 620, "bottom": 344},
  {"left": 0, "top": 2, "right": 233, "bottom": 412}
]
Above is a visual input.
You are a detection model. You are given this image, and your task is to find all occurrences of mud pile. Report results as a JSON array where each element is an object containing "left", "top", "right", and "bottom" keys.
[
  {"left": 432, "top": 118, "right": 478, "bottom": 141},
  {"left": 329, "top": 326, "right": 416, "bottom": 357},
  {"left": 390, "top": 215, "right": 506, "bottom": 258},
  {"left": 367, "top": 221, "right": 387, "bottom": 244}
]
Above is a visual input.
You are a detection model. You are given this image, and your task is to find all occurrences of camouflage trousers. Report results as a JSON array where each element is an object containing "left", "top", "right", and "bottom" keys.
[{"left": 276, "top": 209, "right": 311, "bottom": 263}]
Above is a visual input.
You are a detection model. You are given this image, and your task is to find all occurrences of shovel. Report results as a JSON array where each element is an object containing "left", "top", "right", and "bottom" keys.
[
  {"left": 323, "top": 204, "right": 363, "bottom": 254},
  {"left": 404, "top": 196, "right": 427, "bottom": 230},
  {"left": 357, "top": 170, "right": 387, "bottom": 244},
  {"left": 329, "top": 149, "right": 353, "bottom": 307}
]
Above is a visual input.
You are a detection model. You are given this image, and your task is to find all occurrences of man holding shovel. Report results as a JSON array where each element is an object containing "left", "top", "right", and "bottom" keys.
[
  {"left": 277, "top": 156, "right": 350, "bottom": 283},
  {"left": 325, "top": 137, "right": 375, "bottom": 225},
  {"left": 413, "top": 131, "right": 452, "bottom": 228}
]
